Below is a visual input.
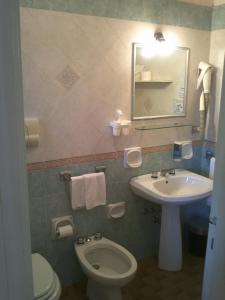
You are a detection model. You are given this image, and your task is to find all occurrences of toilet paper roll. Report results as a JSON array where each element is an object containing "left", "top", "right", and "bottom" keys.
[
  {"left": 141, "top": 71, "right": 151, "bottom": 81},
  {"left": 57, "top": 225, "right": 73, "bottom": 239},
  {"left": 26, "top": 134, "right": 39, "bottom": 147}
]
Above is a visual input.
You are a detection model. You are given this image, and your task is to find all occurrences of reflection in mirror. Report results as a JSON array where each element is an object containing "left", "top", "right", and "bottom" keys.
[{"left": 132, "top": 43, "right": 190, "bottom": 120}]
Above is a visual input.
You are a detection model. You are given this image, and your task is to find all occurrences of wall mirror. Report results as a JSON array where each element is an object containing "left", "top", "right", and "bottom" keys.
[{"left": 132, "top": 43, "right": 190, "bottom": 120}]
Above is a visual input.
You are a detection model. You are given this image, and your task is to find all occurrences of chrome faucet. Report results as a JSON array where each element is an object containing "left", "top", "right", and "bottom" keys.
[
  {"left": 160, "top": 168, "right": 176, "bottom": 177},
  {"left": 76, "top": 233, "right": 102, "bottom": 245},
  {"left": 76, "top": 236, "right": 86, "bottom": 245},
  {"left": 94, "top": 232, "right": 102, "bottom": 240}
]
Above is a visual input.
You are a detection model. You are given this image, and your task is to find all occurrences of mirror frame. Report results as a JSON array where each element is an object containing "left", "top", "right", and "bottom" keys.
[{"left": 131, "top": 43, "right": 190, "bottom": 120}]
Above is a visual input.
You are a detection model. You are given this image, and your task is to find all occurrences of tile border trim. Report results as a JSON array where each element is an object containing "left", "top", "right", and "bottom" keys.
[
  {"left": 211, "top": 4, "right": 225, "bottom": 30},
  {"left": 27, "top": 141, "right": 203, "bottom": 171},
  {"left": 20, "top": 1, "right": 212, "bottom": 31}
]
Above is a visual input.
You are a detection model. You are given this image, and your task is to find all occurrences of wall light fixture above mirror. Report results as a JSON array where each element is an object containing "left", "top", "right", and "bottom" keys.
[{"left": 132, "top": 39, "right": 190, "bottom": 120}]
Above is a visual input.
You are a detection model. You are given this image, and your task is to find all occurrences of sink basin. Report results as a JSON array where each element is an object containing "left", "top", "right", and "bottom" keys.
[
  {"left": 130, "top": 169, "right": 213, "bottom": 271},
  {"left": 130, "top": 169, "right": 213, "bottom": 205}
]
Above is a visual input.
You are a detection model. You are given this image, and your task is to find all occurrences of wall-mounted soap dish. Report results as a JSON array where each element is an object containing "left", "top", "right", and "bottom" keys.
[
  {"left": 124, "top": 147, "right": 142, "bottom": 168},
  {"left": 173, "top": 140, "right": 193, "bottom": 161},
  {"left": 107, "top": 202, "right": 126, "bottom": 219}
]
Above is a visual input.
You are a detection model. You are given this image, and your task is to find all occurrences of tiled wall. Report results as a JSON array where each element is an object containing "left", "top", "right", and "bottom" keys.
[
  {"left": 28, "top": 146, "right": 204, "bottom": 287},
  {"left": 212, "top": 3, "right": 225, "bottom": 30},
  {"left": 20, "top": 0, "right": 212, "bottom": 31},
  {"left": 20, "top": 8, "right": 210, "bottom": 163},
  {"left": 19, "top": 0, "right": 225, "bottom": 32}
]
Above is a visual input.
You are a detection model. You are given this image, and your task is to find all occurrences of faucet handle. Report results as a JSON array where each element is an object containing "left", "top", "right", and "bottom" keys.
[
  {"left": 94, "top": 232, "right": 102, "bottom": 240},
  {"left": 160, "top": 169, "right": 167, "bottom": 177},
  {"left": 151, "top": 171, "right": 158, "bottom": 179},
  {"left": 160, "top": 168, "right": 176, "bottom": 177},
  {"left": 76, "top": 236, "right": 85, "bottom": 245},
  {"left": 168, "top": 169, "right": 176, "bottom": 175}
]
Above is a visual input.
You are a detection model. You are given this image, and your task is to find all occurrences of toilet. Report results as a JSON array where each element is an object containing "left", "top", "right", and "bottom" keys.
[
  {"left": 75, "top": 235, "right": 137, "bottom": 300},
  {"left": 32, "top": 253, "right": 61, "bottom": 300}
]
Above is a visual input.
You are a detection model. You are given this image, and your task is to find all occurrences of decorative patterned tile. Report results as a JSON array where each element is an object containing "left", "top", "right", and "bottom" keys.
[{"left": 56, "top": 65, "right": 80, "bottom": 91}]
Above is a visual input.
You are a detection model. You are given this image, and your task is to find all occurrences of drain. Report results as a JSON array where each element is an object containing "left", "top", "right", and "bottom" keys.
[{"left": 92, "top": 264, "right": 100, "bottom": 270}]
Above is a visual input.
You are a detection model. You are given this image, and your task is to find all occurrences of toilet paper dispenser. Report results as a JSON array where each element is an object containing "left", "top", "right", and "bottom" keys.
[
  {"left": 24, "top": 118, "right": 40, "bottom": 147},
  {"left": 52, "top": 215, "right": 74, "bottom": 240}
]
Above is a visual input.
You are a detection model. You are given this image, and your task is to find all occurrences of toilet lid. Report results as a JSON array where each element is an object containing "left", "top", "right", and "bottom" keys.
[{"left": 32, "top": 253, "right": 55, "bottom": 299}]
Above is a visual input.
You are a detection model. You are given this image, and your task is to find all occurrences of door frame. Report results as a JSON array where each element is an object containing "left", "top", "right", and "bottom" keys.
[
  {"left": 202, "top": 53, "right": 225, "bottom": 300},
  {"left": 0, "top": 0, "right": 33, "bottom": 299}
]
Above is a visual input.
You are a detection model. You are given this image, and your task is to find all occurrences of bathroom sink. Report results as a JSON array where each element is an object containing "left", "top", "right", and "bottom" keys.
[
  {"left": 130, "top": 169, "right": 213, "bottom": 205},
  {"left": 130, "top": 169, "right": 213, "bottom": 272}
]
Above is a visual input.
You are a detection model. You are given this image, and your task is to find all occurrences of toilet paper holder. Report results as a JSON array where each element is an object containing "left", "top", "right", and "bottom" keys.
[{"left": 52, "top": 215, "right": 74, "bottom": 240}]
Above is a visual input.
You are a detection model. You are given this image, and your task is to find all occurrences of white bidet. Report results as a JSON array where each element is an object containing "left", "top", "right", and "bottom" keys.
[{"left": 75, "top": 234, "right": 137, "bottom": 300}]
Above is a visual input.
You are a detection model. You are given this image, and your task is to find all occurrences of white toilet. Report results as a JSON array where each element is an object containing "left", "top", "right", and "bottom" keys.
[
  {"left": 32, "top": 253, "right": 61, "bottom": 300},
  {"left": 75, "top": 235, "right": 137, "bottom": 300}
]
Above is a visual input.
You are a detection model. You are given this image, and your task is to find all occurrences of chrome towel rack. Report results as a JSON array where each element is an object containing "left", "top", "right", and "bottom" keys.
[{"left": 59, "top": 166, "right": 106, "bottom": 181}]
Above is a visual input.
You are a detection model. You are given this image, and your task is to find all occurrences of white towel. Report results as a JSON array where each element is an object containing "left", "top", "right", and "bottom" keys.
[
  {"left": 84, "top": 172, "right": 106, "bottom": 210},
  {"left": 199, "top": 91, "right": 205, "bottom": 111},
  {"left": 70, "top": 176, "right": 85, "bottom": 210},
  {"left": 197, "top": 61, "right": 212, "bottom": 90},
  {"left": 203, "top": 69, "right": 212, "bottom": 93}
]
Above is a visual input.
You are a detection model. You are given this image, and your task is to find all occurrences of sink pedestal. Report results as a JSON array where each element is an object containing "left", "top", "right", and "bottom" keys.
[{"left": 158, "top": 205, "right": 182, "bottom": 271}]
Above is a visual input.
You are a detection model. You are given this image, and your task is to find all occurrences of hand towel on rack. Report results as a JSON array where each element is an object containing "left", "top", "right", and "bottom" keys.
[
  {"left": 70, "top": 176, "right": 85, "bottom": 210},
  {"left": 84, "top": 172, "right": 106, "bottom": 210}
]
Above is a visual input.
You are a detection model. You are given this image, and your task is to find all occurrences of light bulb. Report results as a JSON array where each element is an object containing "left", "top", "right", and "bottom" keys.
[{"left": 141, "top": 44, "right": 156, "bottom": 58}]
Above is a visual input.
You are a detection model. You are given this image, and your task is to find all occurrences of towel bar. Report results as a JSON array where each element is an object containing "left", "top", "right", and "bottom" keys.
[{"left": 59, "top": 166, "right": 106, "bottom": 181}]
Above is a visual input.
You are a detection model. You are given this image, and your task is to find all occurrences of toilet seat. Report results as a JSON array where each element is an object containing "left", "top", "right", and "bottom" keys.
[{"left": 32, "top": 253, "right": 61, "bottom": 300}]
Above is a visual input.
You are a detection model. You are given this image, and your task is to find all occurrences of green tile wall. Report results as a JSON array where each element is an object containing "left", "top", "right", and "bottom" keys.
[
  {"left": 28, "top": 146, "right": 208, "bottom": 287},
  {"left": 20, "top": 0, "right": 212, "bottom": 31},
  {"left": 212, "top": 4, "right": 225, "bottom": 30}
]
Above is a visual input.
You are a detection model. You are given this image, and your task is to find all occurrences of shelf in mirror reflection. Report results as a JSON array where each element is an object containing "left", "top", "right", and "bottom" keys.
[
  {"left": 135, "top": 79, "right": 173, "bottom": 83},
  {"left": 135, "top": 123, "right": 193, "bottom": 130}
]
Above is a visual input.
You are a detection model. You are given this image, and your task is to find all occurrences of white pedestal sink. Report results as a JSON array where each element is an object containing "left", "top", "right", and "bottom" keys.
[{"left": 130, "top": 169, "right": 213, "bottom": 271}]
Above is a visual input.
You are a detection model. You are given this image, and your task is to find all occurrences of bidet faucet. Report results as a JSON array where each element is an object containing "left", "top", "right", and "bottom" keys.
[
  {"left": 76, "top": 236, "right": 85, "bottom": 245},
  {"left": 94, "top": 232, "right": 102, "bottom": 240},
  {"left": 160, "top": 168, "right": 176, "bottom": 177}
]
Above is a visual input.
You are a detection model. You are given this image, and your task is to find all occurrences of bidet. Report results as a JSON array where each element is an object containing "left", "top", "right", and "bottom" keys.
[{"left": 75, "top": 235, "right": 137, "bottom": 300}]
